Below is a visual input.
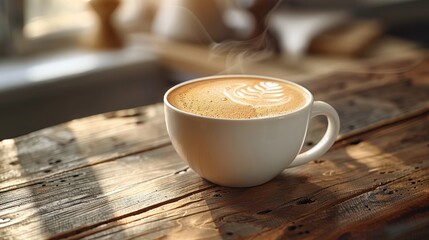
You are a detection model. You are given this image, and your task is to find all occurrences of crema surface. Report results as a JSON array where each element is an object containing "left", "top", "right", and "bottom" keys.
[{"left": 168, "top": 78, "right": 308, "bottom": 119}]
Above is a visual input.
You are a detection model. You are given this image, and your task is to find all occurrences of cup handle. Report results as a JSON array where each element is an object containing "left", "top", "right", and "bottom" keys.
[{"left": 289, "top": 101, "right": 340, "bottom": 167}]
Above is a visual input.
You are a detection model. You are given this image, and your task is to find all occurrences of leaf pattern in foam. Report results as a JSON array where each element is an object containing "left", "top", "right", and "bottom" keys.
[{"left": 224, "top": 81, "right": 291, "bottom": 106}]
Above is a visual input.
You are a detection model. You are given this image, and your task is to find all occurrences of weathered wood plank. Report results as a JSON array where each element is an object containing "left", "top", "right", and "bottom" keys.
[
  {"left": 301, "top": 56, "right": 429, "bottom": 149},
  {"left": 1, "top": 54, "right": 428, "bottom": 239},
  {"left": 2, "top": 54, "right": 428, "bottom": 191},
  {"left": 0, "top": 104, "right": 170, "bottom": 190},
  {"left": 1, "top": 110, "right": 427, "bottom": 240},
  {"left": 255, "top": 172, "right": 429, "bottom": 239},
  {"left": 65, "top": 113, "right": 429, "bottom": 240},
  {"left": 0, "top": 145, "right": 200, "bottom": 239},
  {"left": 61, "top": 112, "right": 429, "bottom": 240}
]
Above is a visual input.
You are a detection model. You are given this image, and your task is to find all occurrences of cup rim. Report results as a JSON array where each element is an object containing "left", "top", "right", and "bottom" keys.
[{"left": 164, "top": 74, "right": 314, "bottom": 121}]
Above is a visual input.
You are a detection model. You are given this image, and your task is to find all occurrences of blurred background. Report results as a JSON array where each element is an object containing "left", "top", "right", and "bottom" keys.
[{"left": 1, "top": 0, "right": 428, "bottom": 138}]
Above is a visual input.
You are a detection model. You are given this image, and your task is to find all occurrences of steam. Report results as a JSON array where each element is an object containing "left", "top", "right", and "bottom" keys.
[
  {"left": 209, "top": 34, "right": 277, "bottom": 74},
  {"left": 154, "top": 1, "right": 424, "bottom": 77},
  {"left": 208, "top": 0, "right": 283, "bottom": 75}
]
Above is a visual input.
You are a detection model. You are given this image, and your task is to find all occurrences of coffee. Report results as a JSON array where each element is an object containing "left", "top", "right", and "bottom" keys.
[
  {"left": 168, "top": 77, "right": 308, "bottom": 119},
  {"left": 165, "top": 75, "right": 340, "bottom": 186}
]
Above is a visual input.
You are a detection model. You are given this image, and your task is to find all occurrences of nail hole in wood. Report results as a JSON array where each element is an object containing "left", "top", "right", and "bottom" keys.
[
  {"left": 0, "top": 218, "right": 11, "bottom": 223},
  {"left": 175, "top": 168, "right": 189, "bottom": 175},
  {"left": 349, "top": 139, "right": 362, "bottom": 145},
  {"left": 226, "top": 232, "right": 233, "bottom": 236},
  {"left": 257, "top": 209, "right": 272, "bottom": 215},
  {"left": 9, "top": 161, "right": 18, "bottom": 166},
  {"left": 44, "top": 169, "right": 52, "bottom": 173},
  {"left": 288, "top": 226, "right": 297, "bottom": 231},
  {"left": 296, "top": 197, "right": 315, "bottom": 205}
]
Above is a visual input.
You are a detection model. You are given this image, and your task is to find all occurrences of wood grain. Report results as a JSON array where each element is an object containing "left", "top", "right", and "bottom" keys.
[
  {"left": 1, "top": 54, "right": 429, "bottom": 239},
  {"left": 302, "top": 55, "right": 429, "bottom": 150},
  {"left": 2, "top": 108, "right": 424, "bottom": 240},
  {"left": 0, "top": 104, "right": 169, "bottom": 190}
]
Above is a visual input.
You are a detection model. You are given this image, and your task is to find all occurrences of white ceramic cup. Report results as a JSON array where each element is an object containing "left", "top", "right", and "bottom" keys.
[{"left": 164, "top": 75, "right": 340, "bottom": 187}]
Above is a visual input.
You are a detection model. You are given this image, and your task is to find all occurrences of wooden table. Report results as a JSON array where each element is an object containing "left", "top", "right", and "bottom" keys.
[{"left": 1, "top": 53, "right": 429, "bottom": 239}]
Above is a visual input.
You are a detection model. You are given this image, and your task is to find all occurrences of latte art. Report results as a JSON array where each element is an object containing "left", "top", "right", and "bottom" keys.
[
  {"left": 167, "top": 77, "right": 308, "bottom": 119},
  {"left": 224, "top": 81, "right": 291, "bottom": 107}
]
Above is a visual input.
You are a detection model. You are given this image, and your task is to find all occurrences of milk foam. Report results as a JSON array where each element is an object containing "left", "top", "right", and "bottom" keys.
[
  {"left": 168, "top": 78, "right": 307, "bottom": 119},
  {"left": 223, "top": 81, "right": 291, "bottom": 107}
]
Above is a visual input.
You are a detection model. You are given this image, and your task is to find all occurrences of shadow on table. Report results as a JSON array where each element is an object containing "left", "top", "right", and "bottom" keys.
[
  {"left": 194, "top": 60, "right": 429, "bottom": 239},
  {"left": 9, "top": 125, "right": 127, "bottom": 239},
  {"left": 334, "top": 114, "right": 429, "bottom": 239},
  {"left": 200, "top": 173, "right": 340, "bottom": 239}
]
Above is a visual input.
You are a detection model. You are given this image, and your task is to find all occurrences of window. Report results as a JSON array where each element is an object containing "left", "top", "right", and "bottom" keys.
[
  {"left": 24, "top": 0, "right": 90, "bottom": 39},
  {"left": 1, "top": 0, "right": 138, "bottom": 56}
]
